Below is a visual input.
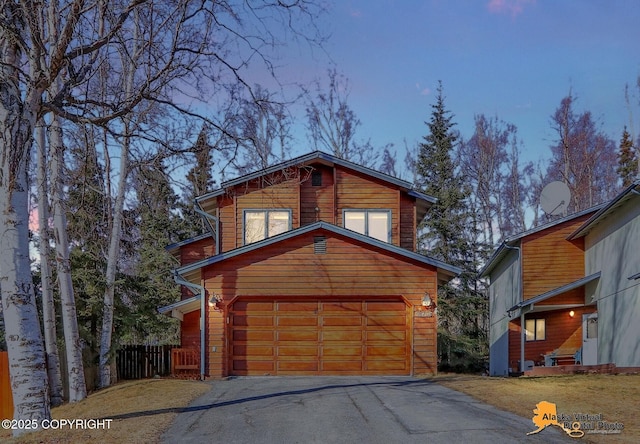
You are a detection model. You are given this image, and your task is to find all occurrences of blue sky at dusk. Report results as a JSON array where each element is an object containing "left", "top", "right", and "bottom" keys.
[{"left": 273, "top": 0, "right": 640, "bottom": 170}]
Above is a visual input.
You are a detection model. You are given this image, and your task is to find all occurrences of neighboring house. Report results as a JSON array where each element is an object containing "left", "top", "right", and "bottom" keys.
[
  {"left": 482, "top": 180, "right": 640, "bottom": 376},
  {"left": 160, "top": 151, "right": 461, "bottom": 378}
]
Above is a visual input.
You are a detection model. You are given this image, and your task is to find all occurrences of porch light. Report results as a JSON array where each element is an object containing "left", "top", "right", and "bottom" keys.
[
  {"left": 422, "top": 292, "right": 433, "bottom": 308},
  {"left": 209, "top": 293, "right": 222, "bottom": 307},
  {"left": 569, "top": 310, "right": 575, "bottom": 318}
]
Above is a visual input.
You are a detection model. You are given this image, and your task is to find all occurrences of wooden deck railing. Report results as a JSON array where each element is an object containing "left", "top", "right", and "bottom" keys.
[{"left": 170, "top": 348, "right": 200, "bottom": 378}]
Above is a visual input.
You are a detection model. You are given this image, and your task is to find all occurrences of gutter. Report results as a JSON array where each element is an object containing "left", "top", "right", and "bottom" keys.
[{"left": 173, "top": 273, "right": 206, "bottom": 381}]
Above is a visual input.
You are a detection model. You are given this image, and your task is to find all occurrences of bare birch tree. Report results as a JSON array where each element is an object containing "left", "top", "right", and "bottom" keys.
[{"left": 35, "top": 123, "right": 64, "bottom": 407}]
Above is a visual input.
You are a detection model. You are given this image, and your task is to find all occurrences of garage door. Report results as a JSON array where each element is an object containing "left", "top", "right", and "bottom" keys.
[{"left": 230, "top": 298, "right": 410, "bottom": 376}]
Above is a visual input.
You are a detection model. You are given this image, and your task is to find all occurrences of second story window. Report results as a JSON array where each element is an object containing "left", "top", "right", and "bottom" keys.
[
  {"left": 244, "top": 209, "right": 291, "bottom": 245},
  {"left": 343, "top": 209, "right": 391, "bottom": 243}
]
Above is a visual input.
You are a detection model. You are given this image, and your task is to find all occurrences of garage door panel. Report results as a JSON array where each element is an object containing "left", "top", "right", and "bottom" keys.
[
  {"left": 277, "top": 316, "right": 317, "bottom": 327},
  {"left": 277, "top": 301, "right": 318, "bottom": 311},
  {"left": 323, "top": 316, "right": 362, "bottom": 326},
  {"left": 277, "top": 330, "right": 318, "bottom": 341},
  {"left": 322, "top": 361, "right": 362, "bottom": 371},
  {"left": 278, "top": 345, "right": 317, "bottom": 356},
  {"left": 322, "top": 330, "right": 362, "bottom": 341},
  {"left": 278, "top": 361, "right": 318, "bottom": 372},
  {"left": 233, "top": 315, "right": 273, "bottom": 327},
  {"left": 323, "top": 345, "right": 362, "bottom": 357}
]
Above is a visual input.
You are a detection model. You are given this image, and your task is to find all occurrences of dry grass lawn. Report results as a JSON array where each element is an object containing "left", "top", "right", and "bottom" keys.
[
  {"left": 1, "top": 378, "right": 210, "bottom": 444},
  {"left": 437, "top": 373, "right": 639, "bottom": 443}
]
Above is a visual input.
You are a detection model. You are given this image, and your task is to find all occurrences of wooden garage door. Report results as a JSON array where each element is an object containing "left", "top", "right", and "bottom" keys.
[{"left": 230, "top": 298, "right": 410, "bottom": 376}]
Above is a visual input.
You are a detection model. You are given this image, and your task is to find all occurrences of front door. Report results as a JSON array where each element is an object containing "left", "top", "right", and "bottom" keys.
[{"left": 582, "top": 312, "right": 598, "bottom": 365}]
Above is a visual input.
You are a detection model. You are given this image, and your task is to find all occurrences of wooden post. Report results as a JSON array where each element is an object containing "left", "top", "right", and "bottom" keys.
[{"left": 0, "top": 351, "right": 14, "bottom": 420}]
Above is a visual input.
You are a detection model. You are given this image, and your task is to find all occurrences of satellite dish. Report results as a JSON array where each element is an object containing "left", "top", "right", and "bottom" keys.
[{"left": 540, "top": 181, "right": 571, "bottom": 216}]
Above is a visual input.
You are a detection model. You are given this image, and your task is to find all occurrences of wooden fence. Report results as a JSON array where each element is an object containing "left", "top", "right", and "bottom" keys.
[
  {"left": 116, "top": 345, "right": 176, "bottom": 380},
  {"left": 0, "top": 351, "right": 13, "bottom": 420}
]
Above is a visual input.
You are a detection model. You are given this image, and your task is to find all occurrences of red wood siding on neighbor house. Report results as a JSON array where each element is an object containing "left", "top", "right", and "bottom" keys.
[
  {"left": 508, "top": 306, "right": 596, "bottom": 368},
  {"left": 179, "top": 237, "right": 216, "bottom": 266},
  {"left": 196, "top": 230, "right": 438, "bottom": 377},
  {"left": 507, "top": 212, "right": 597, "bottom": 369},
  {"left": 521, "top": 215, "right": 590, "bottom": 302}
]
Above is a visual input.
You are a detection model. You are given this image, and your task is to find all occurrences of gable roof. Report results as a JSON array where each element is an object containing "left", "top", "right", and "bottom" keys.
[
  {"left": 195, "top": 150, "right": 436, "bottom": 205},
  {"left": 165, "top": 233, "right": 213, "bottom": 254},
  {"left": 479, "top": 204, "right": 604, "bottom": 278},
  {"left": 176, "top": 221, "right": 462, "bottom": 284},
  {"left": 567, "top": 180, "right": 640, "bottom": 240}
]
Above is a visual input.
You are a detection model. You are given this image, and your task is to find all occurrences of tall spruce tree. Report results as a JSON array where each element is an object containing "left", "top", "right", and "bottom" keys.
[
  {"left": 183, "top": 125, "right": 216, "bottom": 236},
  {"left": 617, "top": 127, "right": 638, "bottom": 187},
  {"left": 415, "top": 82, "right": 486, "bottom": 372}
]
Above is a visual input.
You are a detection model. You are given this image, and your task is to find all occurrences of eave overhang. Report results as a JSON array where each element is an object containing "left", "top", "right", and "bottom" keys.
[
  {"left": 568, "top": 181, "right": 640, "bottom": 240},
  {"left": 158, "top": 295, "right": 201, "bottom": 321},
  {"left": 176, "top": 221, "right": 462, "bottom": 284},
  {"left": 506, "top": 271, "right": 601, "bottom": 316}
]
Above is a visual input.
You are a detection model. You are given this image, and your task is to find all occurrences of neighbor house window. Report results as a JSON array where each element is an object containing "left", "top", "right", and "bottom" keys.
[
  {"left": 525, "top": 319, "right": 545, "bottom": 341},
  {"left": 244, "top": 209, "right": 291, "bottom": 244},
  {"left": 343, "top": 210, "right": 391, "bottom": 242}
]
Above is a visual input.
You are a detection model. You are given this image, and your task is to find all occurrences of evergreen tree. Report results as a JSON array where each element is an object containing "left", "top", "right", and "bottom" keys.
[
  {"left": 617, "top": 127, "right": 638, "bottom": 187},
  {"left": 183, "top": 124, "right": 216, "bottom": 236},
  {"left": 415, "top": 82, "right": 486, "bottom": 372},
  {"left": 126, "top": 158, "right": 182, "bottom": 343}
]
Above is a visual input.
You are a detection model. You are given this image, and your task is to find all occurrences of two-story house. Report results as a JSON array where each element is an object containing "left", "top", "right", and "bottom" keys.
[
  {"left": 160, "top": 151, "right": 461, "bottom": 378},
  {"left": 482, "top": 180, "right": 640, "bottom": 376}
]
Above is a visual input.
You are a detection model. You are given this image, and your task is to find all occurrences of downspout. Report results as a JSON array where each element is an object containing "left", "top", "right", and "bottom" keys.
[
  {"left": 174, "top": 274, "right": 206, "bottom": 381},
  {"left": 504, "top": 243, "right": 525, "bottom": 372}
]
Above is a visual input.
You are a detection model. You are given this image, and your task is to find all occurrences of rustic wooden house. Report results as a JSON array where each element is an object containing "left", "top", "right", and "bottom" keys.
[
  {"left": 160, "top": 151, "right": 461, "bottom": 378},
  {"left": 482, "top": 180, "right": 640, "bottom": 375}
]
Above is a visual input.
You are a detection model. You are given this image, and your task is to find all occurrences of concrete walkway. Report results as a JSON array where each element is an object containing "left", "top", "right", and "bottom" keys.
[{"left": 162, "top": 376, "right": 572, "bottom": 444}]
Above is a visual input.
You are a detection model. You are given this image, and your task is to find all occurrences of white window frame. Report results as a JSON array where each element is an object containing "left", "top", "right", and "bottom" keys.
[
  {"left": 243, "top": 209, "right": 292, "bottom": 245},
  {"left": 525, "top": 318, "right": 546, "bottom": 342},
  {"left": 342, "top": 209, "right": 392, "bottom": 242}
]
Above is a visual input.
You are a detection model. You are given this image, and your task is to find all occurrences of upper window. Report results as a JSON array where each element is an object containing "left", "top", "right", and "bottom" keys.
[
  {"left": 525, "top": 318, "right": 545, "bottom": 341},
  {"left": 244, "top": 209, "right": 291, "bottom": 244},
  {"left": 343, "top": 210, "right": 391, "bottom": 243}
]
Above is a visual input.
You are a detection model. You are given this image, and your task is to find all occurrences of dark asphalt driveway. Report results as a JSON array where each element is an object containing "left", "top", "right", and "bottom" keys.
[{"left": 162, "top": 376, "right": 572, "bottom": 444}]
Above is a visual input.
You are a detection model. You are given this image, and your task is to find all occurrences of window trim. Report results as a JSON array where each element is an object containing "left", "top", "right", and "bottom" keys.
[
  {"left": 342, "top": 209, "right": 392, "bottom": 242},
  {"left": 243, "top": 209, "right": 292, "bottom": 245},
  {"left": 525, "top": 318, "right": 546, "bottom": 342}
]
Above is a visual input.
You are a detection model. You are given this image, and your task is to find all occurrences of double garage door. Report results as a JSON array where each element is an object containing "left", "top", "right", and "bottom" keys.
[{"left": 229, "top": 297, "right": 410, "bottom": 376}]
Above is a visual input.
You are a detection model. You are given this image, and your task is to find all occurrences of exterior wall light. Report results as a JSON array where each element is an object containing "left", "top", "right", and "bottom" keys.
[
  {"left": 569, "top": 310, "right": 575, "bottom": 318},
  {"left": 422, "top": 292, "right": 435, "bottom": 309}
]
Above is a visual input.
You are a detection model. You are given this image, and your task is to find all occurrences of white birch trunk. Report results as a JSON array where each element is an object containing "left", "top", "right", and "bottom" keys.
[
  {"left": 35, "top": 123, "right": 64, "bottom": 406},
  {"left": 49, "top": 114, "right": 88, "bottom": 402},
  {"left": 0, "top": 30, "right": 51, "bottom": 433},
  {"left": 99, "top": 129, "right": 130, "bottom": 388}
]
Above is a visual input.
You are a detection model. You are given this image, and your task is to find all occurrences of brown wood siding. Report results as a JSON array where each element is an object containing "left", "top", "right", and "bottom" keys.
[
  {"left": 400, "top": 193, "right": 415, "bottom": 251},
  {"left": 521, "top": 215, "right": 590, "bottom": 302},
  {"left": 507, "top": 306, "right": 596, "bottom": 368},
  {"left": 233, "top": 177, "right": 300, "bottom": 247},
  {"left": 334, "top": 168, "right": 400, "bottom": 245},
  {"left": 180, "top": 237, "right": 216, "bottom": 266},
  {"left": 299, "top": 164, "right": 335, "bottom": 226},
  {"left": 181, "top": 311, "right": 201, "bottom": 350},
  {"left": 204, "top": 230, "right": 438, "bottom": 377},
  {"left": 218, "top": 194, "right": 235, "bottom": 253}
]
